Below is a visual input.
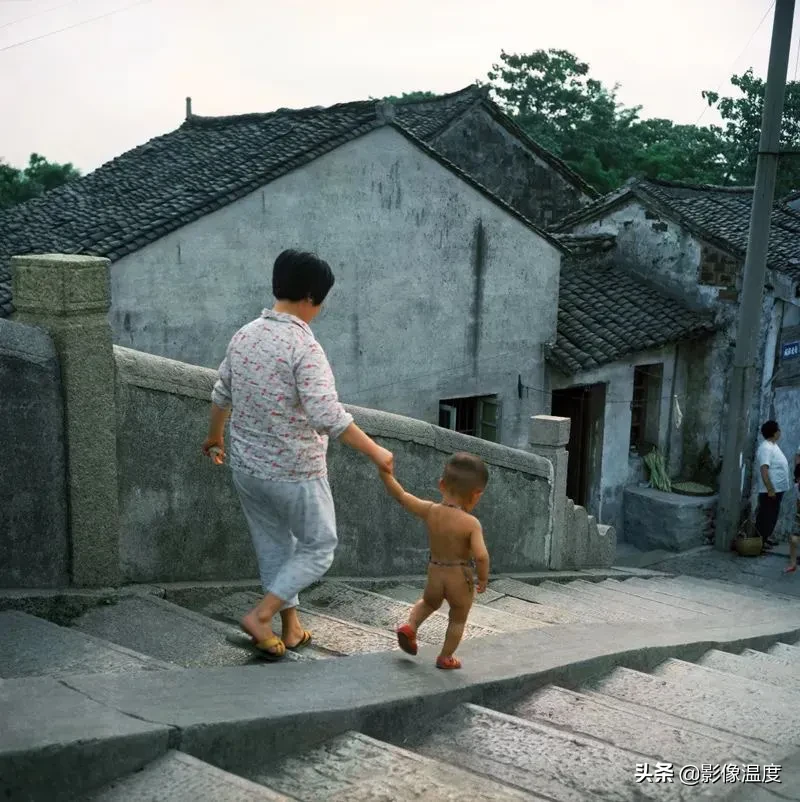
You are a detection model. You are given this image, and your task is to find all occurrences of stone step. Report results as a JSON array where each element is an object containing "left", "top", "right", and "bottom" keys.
[
  {"left": 738, "top": 646, "right": 800, "bottom": 669},
  {"left": 486, "top": 578, "right": 601, "bottom": 624},
  {"left": 643, "top": 576, "right": 795, "bottom": 614},
  {"left": 89, "top": 750, "right": 292, "bottom": 800},
  {"left": 651, "top": 658, "right": 800, "bottom": 723},
  {"left": 202, "top": 591, "right": 399, "bottom": 656},
  {"left": 560, "top": 579, "right": 697, "bottom": 620},
  {"left": 72, "top": 595, "right": 310, "bottom": 668},
  {"left": 493, "top": 578, "right": 626, "bottom": 622},
  {"left": 504, "top": 684, "right": 764, "bottom": 767},
  {"left": 377, "top": 584, "right": 550, "bottom": 632},
  {"left": 598, "top": 579, "right": 721, "bottom": 615},
  {"left": 0, "top": 610, "right": 174, "bottom": 679},
  {"left": 245, "top": 730, "right": 540, "bottom": 801},
  {"left": 537, "top": 581, "right": 649, "bottom": 622},
  {"left": 669, "top": 575, "right": 800, "bottom": 607},
  {"left": 621, "top": 578, "right": 766, "bottom": 613},
  {"left": 412, "top": 702, "right": 722, "bottom": 800},
  {"left": 301, "top": 582, "right": 498, "bottom": 644},
  {"left": 770, "top": 642, "right": 800, "bottom": 662},
  {"left": 697, "top": 649, "right": 800, "bottom": 690},
  {"left": 588, "top": 666, "right": 799, "bottom": 747}
]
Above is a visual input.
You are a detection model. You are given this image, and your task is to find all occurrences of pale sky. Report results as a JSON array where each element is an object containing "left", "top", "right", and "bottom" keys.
[{"left": 1, "top": 0, "right": 798, "bottom": 173}]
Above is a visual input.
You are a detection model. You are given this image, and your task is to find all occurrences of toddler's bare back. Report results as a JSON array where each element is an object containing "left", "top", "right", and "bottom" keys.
[{"left": 425, "top": 504, "right": 478, "bottom": 563}]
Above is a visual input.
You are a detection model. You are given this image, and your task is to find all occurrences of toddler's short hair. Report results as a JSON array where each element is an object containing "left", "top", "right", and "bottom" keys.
[
  {"left": 272, "top": 249, "right": 334, "bottom": 306},
  {"left": 442, "top": 452, "right": 489, "bottom": 497}
]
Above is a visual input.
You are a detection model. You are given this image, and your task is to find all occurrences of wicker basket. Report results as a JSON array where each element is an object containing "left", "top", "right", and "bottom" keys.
[{"left": 735, "top": 536, "right": 763, "bottom": 556}]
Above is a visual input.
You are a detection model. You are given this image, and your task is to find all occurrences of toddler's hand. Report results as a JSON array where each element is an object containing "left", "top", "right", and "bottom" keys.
[
  {"left": 476, "top": 581, "right": 487, "bottom": 594},
  {"left": 202, "top": 436, "right": 225, "bottom": 465}
]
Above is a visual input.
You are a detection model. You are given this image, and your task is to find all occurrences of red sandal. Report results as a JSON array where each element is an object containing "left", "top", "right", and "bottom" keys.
[
  {"left": 396, "top": 624, "right": 418, "bottom": 655},
  {"left": 436, "top": 655, "right": 462, "bottom": 670}
]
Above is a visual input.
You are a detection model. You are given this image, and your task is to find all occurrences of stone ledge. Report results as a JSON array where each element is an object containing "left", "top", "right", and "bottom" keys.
[
  {"left": 112, "top": 346, "right": 552, "bottom": 479},
  {"left": 19, "top": 609, "right": 800, "bottom": 784}
]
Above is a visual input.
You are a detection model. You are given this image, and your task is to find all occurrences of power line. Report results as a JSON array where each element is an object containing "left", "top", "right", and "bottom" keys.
[
  {"left": 0, "top": 0, "right": 79, "bottom": 32},
  {"left": 696, "top": 1, "right": 776, "bottom": 125},
  {"left": 0, "top": 0, "right": 150, "bottom": 54}
]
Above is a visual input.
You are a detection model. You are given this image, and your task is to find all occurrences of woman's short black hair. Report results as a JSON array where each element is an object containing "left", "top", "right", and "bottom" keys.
[
  {"left": 272, "top": 250, "right": 334, "bottom": 305},
  {"left": 761, "top": 420, "right": 780, "bottom": 439}
]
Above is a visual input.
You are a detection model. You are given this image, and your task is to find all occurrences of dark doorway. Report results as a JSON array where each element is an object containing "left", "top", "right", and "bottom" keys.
[{"left": 551, "top": 383, "right": 606, "bottom": 508}]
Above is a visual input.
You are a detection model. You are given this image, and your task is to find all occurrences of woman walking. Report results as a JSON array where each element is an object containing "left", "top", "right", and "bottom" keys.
[{"left": 755, "top": 420, "right": 790, "bottom": 551}]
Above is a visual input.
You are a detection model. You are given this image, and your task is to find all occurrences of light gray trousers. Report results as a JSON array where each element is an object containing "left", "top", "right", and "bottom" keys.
[{"left": 232, "top": 470, "right": 338, "bottom": 609}]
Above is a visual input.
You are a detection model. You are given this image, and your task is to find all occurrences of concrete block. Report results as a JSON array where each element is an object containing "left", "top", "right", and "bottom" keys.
[
  {"left": 529, "top": 415, "right": 570, "bottom": 448},
  {"left": 589, "top": 522, "right": 617, "bottom": 568},
  {"left": 0, "top": 320, "right": 68, "bottom": 587},
  {"left": 0, "top": 675, "right": 170, "bottom": 802},
  {"left": 89, "top": 750, "right": 292, "bottom": 800},
  {"left": 508, "top": 684, "right": 764, "bottom": 766},
  {"left": 203, "top": 591, "right": 398, "bottom": 657},
  {"left": 72, "top": 595, "right": 309, "bottom": 668},
  {"left": 0, "top": 611, "right": 173, "bottom": 678},
  {"left": 624, "top": 487, "right": 717, "bottom": 553},
  {"left": 590, "top": 666, "right": 800, "bottom": 747},
  {"left": 248, "top": 731, "right": 535, "bottom": 801}
]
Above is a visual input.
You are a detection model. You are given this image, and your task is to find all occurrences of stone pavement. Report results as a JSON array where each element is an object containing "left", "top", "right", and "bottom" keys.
[
  {"left": 4, "top": 571, "right": 800, "bottom": 800},
  {"left": 633, "top": 544, "right": 800, "bottom": 599}
]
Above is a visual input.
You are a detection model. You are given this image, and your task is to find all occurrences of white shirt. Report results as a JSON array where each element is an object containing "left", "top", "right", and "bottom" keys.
[{"left": 756, "top": 440, "right": 790, "bottom": 494}]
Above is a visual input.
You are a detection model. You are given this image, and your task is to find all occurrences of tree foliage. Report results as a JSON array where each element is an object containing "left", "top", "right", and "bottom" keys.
[
  {"left": 485, "top": 49, "right": 800, "bottom": 195},
  {"left": 0, "top": 153, "right": 80, "bottom": 210}
]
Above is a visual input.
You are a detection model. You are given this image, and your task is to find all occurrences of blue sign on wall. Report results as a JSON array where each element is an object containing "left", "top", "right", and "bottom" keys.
[{"left": 782, "top": 341, "right": 800, "bottom": 360}]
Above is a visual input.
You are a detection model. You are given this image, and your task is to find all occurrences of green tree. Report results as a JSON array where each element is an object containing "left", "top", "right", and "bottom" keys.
[
  {"left": 0, "top": 153, "right": 80, "bottom": 210},
  {"left": 703, "top": 68, "right": 800, "bottom": 194},
  {"left": 485, "top": 49, "right": 729, "bottom": 192}
]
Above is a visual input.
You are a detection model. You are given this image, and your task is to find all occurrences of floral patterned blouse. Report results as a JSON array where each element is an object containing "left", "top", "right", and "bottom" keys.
[{"left": 211, "top": 309, "right": 353, "bottom": 481}]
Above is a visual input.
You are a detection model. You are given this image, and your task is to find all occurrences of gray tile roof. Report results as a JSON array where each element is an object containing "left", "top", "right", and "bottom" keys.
[
  {"left": 548, "top": 234, "right": 717, "bottom": 375},
  {"left": 553, "top": 178, "right": 800, "bottom": 281},
  {"left": 0, "top": 86, "right": 571, "bottom": 318}
]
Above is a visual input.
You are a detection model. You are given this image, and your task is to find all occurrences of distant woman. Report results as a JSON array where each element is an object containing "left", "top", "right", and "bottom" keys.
[{"left": 755, "top": 420, "right": 789, "bottom": 549}]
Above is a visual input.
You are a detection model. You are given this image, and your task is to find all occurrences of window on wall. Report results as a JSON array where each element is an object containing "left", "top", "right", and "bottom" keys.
[
  {"left": 439, "top": 395, "right": 500, "bottom": 443},
  {"left": 629, "top": 364, "right": 663, "bottom": 455}
]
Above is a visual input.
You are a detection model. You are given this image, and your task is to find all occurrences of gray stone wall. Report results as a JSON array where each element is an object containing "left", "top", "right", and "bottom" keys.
[
  {"left": 114, "top": 346, "right": 554, "bottom": 584},
  {"left": 431, "top": 106, "right": 592, "bottom": 228},
  {"left": 0, "top": 319, "right": 68, "bottom": 587}
]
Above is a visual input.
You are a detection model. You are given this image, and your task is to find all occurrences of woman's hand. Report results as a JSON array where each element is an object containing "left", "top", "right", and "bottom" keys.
[{"left": 371, "top": 446, "right": 394, "bottom": 474}]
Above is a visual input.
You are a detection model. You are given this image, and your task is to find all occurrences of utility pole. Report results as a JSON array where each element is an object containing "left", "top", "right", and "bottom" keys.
[{"left": 716, "top": 0, "right": 796, "bottom": 550}]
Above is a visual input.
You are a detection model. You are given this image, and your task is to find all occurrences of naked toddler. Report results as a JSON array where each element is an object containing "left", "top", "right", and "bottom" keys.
[{"left": 379, "top": 452, "right": 490, "bottom": 669}]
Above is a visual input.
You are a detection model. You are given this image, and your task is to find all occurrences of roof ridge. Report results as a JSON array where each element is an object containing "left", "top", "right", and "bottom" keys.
[
  {"left": 184, "top": 97, "right": 377, "bottom": 128},
  {"left": 389, "top": 84, "right": 484, "bottom": 107},
  {"left": 641, "top": 177, "right": 755, "bottom": 194}
]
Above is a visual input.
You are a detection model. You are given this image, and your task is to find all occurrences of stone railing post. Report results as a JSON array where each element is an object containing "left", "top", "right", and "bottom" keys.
[
  {"left": 12, "top": 254, "right": 120, "bottom": 587},
  {"left": 529, "top": 415, "right": 571, "bottom": 570}
]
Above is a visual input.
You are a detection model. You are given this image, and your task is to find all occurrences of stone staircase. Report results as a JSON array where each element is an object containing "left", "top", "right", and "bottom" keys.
[{"left": 4, "top": 572, "right": 800, "bottom": 800}]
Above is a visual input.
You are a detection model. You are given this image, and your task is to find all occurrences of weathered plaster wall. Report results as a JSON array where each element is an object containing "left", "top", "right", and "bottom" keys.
[
  {"left": 430, "top": 106, "right": 592, "bottom": 228},
  {"left": 114, "top": 346, "right": 554, "bottom": 584},
  {"left": 569, "top": 200, "right": 724, "bottom": 310},
  {"left": 549, "top": 344, "right": 683, "bottom": 538},
  {"left": 109, "top": 126, "right": 559, "bottom": 449},
  {"left": 0, "top": 319, "right": 68, "bottom": 587}
]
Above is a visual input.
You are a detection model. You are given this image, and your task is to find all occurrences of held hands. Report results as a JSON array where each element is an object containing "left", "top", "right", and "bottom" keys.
[
  {"left": 372, "top": 445, "right": 394, "bottom": 474},
  {"left": 202, "top": 436, "right": 225, "bottom": 465}
]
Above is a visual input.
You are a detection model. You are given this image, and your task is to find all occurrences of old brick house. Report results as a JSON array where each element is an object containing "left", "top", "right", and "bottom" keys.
[
  {"left": 0, "top": 87, "right": 596, "bottom": 450},
  {"left": 551, "top": 178, "right": 800, "bottom": 540}
]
